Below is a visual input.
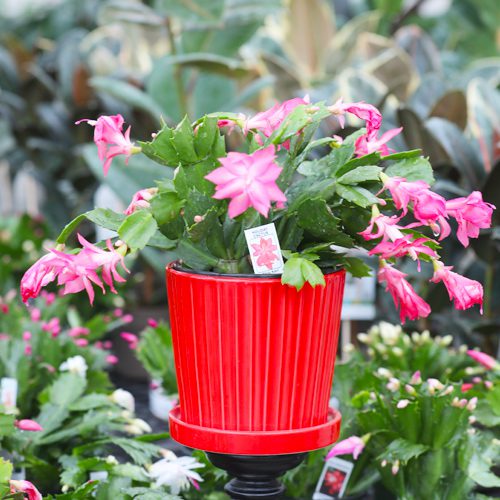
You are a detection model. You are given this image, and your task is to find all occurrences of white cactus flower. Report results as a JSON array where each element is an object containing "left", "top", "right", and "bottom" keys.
[
  {"left": 59, "top": 355, "right": 88, "bottom": 378},
  {"left": 111, "top": 389, "right": 135, "bottom": 413}
]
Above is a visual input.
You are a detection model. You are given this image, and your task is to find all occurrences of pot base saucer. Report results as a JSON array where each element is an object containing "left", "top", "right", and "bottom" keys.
[{"left": 169, "top": 405, "right": 341, "bottom": 455}]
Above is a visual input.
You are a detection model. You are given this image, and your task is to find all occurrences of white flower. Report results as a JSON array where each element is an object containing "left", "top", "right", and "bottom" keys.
[
  {"left": 149, "top": 453, "right": 204, "bottom": 495},
  {"left": 105, "top": 455, "right": 118, "bottom": 465},
  {"left": 376, "top": 367, "right": 392, "bottom": 379},
  {"left": 439, "top": 335, "right": 453, "bottom": 347},
  {"left": 125, "top": 418, "right": 152, "bottom": 435},
  {"left": 357, "top": 333, "right": 370, "bottom": 344},
  {"left": 378, "top": 322, "right": 402, "bottom": 345},
  {"left": 397, "top": 399, "right": 410, "bottom": 409},
  {"left": 111, "top": 389, "right": 135, "bottom": 413},
  {"left": 386, "top": 378, "right": 400, "bottom": 392},
  {"left": 59, "top": 355, "right": 87, "bottom": 378}
]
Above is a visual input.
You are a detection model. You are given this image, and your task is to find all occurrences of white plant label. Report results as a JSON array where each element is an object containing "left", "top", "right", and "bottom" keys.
[
  {"left": 244, "top": 223, "right": 284, "bottom": 275},
  {"left": 0, "top": 378, "right": 18, "bottom": 410},
  {"left": 313, "top": 457, "right": 354, "bottom": 499}
]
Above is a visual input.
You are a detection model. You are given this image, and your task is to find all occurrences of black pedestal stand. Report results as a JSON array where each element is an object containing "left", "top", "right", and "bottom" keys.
[{"left": 206, "top": 452, "right": 307, "bottom": 500}]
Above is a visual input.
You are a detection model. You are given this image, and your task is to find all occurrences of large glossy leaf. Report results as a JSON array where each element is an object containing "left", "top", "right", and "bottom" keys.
[
  {"left": 89, "top": 77, "right": 161, "bottom": 121},
  {"left": 430, "top": 90, "right": 468, "bottom": 130},
  {"left": 425, "top": 117, "right": 484, "bottom": 188},
  {"left": 283, "top": 0, "right": 335, "bottom": 80},
  {"left": 394, "top": 25, "right": 441, "bottom": 77}
]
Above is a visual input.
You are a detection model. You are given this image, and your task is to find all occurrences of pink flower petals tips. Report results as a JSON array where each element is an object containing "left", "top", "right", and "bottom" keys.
[{"left": 205, "top": 145, "right": 286, "bottom": 218}]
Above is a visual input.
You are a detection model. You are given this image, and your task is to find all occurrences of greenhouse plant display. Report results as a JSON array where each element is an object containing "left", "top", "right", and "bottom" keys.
[{"left": 20, "top": 96, "right": 494, "bottom": 497}]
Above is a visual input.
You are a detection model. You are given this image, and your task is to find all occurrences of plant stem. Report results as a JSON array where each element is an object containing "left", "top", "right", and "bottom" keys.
[{"left": 165, "top": 17, "right": 189, "bottom": 118}]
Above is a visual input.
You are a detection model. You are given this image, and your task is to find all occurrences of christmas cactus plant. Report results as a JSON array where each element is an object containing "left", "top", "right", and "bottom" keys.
[{"left": 21, "top": 98, "right": 494, "bottom": 321}]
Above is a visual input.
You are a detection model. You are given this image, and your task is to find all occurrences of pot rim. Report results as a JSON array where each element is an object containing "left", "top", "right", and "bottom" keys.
[{"left": 167, "top": 261, "right": 342, "bottom": 280}]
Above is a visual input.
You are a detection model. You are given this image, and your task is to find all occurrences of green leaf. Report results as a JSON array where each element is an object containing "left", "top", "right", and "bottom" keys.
[
  {"left": 89, "top": 77, "right": 161, "bottom": 121},
  {"left": 296, "top": 198, "right": 354, "bottom": 246},
  {"left": 56, "top": 214, "right": 87, "bottom": 244},
  {"left": 150, "top": 192, "right": 185, "bottom": 226},
  {"left": 343, "top": 257, "right": 372, "bottom": 278},
  {"left": 139, "top": 125, "right": 179, "bottom": 167},
  {"left": 301, "top": 259, "right": 326, "bottom": 287},
  {"left": 0, "top": 413, "right": 15, "bottom": 437},
  {"left": 382, "top": 149, "right": 422, "bottom": 161},
  {"left": 377, "top": 438, "right": 429, "bottom": 464},
  {"left": 281, "top": 257, "right": 305, "bottom": 290},
  {"left": 171, "top": 116, "right": 198, "bottom": 163},
  {"left": 0, "top": 457, "right": 12, "bottom": 482},
  {"left": 335, "top": 184, "right": 379, "bottom": 207},
  {"left": 337, "top": 166, "right": 382, "bottom": 184},
  {"left": 118, "top": 211, "right": 158, "bottom": 250},
  {"left": 85, "top": 208, "right": 126, "bottom": 231},
  {"left": 69, "top": 394, "right": 112, "bottom": 412},
  {"left": 188, "top": 207, "right": 219, "bottom": 243},
  {"left": 385, "top": 157, "right": 435, "bottom": 184},
  {"left": 147, "top": 232, "right": 177, "bottom": 250},
  {"left": 194, "top": 116, "right": 219, "bottom": 158},
  {"left": 165, "top": 52, "right": 249, "bottom": 78}
]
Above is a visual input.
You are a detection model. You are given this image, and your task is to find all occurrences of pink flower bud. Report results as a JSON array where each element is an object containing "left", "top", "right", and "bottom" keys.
[
  {"left": 410, "top": 370, "right": 422, "bottom": 385},
  {"left": 147, "top": 318, "right": 158, "bottom": 328},
  {"left": 193, "top": 215, "right": 204, "bottom": 223},
  {"left": 461, "top": 383, "right": 474, "bottom": 393},
  {"left": 106, "top": 354, "right": 119, "bottom": 364},
  {"left": 113, "top": 308, "right": 123, "bottom": 317},
  {"left": 30, "top": 308, "right": 41, "bottom": 322},
  {"left": 121, "top": 332, "right": 138, "bottom": 349},
  {"left": 15, "top": 419, "right": 43, "bottom": 432},
  {"left": 24, "top": 344, "right": 32, "bottom": 356},
  {"left": 22, "top": 331, "right": 32, "bottom": 342},
  {"left": 391, "top": 460, "right": 400, "bottom": 475},
  {"left": 68, "top": 327, "right": 90, "bottom": 337},
  {"left": 467, "top": 349, "right": 497, "bottom": 370},
  {"left": 103, "top": 341, "right": 112, "bottom": 349},
  {"left": 485, "top": 381, "right": 493, "bottom": 390},
  {"left": 122, "top": 314, "right": 134, "bottom": 324},
  {"left": 74, "top": 339, "right": 89, "bottom": 347},
  {"left": 466, "top": 397, "right": 478, "bottom": 411}
]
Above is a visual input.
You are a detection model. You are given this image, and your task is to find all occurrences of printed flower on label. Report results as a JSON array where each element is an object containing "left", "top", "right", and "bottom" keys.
[
  {"left": 251, "top": 237, "right": 279, "bottom": 270},
  {"left": 205, "top": 146, "right": 286, "bottom": 218}
]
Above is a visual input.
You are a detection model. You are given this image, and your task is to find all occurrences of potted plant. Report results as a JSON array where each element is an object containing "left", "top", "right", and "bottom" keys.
[{"left": 20, "top": 97, "right": 494, "bottom": 496}]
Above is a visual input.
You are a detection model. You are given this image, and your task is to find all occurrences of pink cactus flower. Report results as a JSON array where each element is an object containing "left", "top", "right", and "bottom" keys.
[
  {"left": 121, "top": 332, "right": 138, "bottom": 349},
  {"left": 24, "top": 344, "right": 32, "bottom": 356},
  {"left": 106, "top": 354, "right": 119, "bottom": 364},
  {"left": 445, "top": 192, "right": 495, "bottom": 247},
  {"left": 15, "top": 419, "right": 43, "bottom": 432},
  {"left": 368, "top": 236, "right": 438, "bottom": 271},
  {"left": 354, "top": 127, "right": 402, "bottom": 157},
  {"left": 21, "top": 235, "right": 128, "bottom": 305},
  {"left": 20, "top": 253, "right": 67, "bottom": 303},
  {"left": 378, "top": 262, "right": 431, "bottom": 323},
  {"left": 0, "top": 304, "right": 8, "bottom": 314},
  {"left": 76, "top": 114, "right": 137, "bottom": 175},
  {"left": 41, "top": 290, "right": 56, "bottom": 305},
  {"left": 461, "top": 383, "right": 474, "bottom": 393},
  {"left": 147, "top": 318, "right": 158, "bottom": 328},
  {"left": 466, "top": 349, "right": 497, "bottom": 370},
  {"left": 380, "top": 176, "right": 430, "bottom": 214},
  {"left": 74, "top": 338, "right": 89, "bottom": 347},
  {"left": 122, "top": 314, "right": 134, "bottom": 323},
  {"left": 42, "top": 318, "right": 61, "bottom": 337},
  {"left": 22, "top": 331, "right": 32, "bottom": 342},
  {"left": 113, "top": 308, "right": 123, "bottom": 317},
  {"left": 342, "top": 101, "right": 383, "bottom": 137},
  {"left": 103, "top": 340, "right": 113, "bottom": 349},
  {"left": 243, "top": 96, "right": 309, "bottom": 138},
  {"left": 9, "top": 480, "right": 43, "bottom": 500},
  {"left": 30, "top": 308, "right": 41, "bottom": 322},
  {"left": 124, "top": 188, "right": 158, "bottom": 215},
  {"left": 205, "top": 146, "right": 287, "bottom": 218},
  {"left": 326, "top": 436, "right": 365, "bottom": 460},
  {"left": 68, "top": 327, "right": 90, "bottom": 337},
  {"left": 360, "top": 212, "right": 419, "bottom": 242},
  {"left": 431, "top": 261, "right": 483, "bottom": 313}
]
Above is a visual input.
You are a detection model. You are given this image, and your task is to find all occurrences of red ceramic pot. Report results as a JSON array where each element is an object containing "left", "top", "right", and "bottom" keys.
[{"left": 166, "top": 264, "right": 345, "bottom": 455}]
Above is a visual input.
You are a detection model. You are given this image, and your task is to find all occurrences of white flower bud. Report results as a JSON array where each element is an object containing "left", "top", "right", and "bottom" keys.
[
  {"left": 397, "top": 399, "right": 410, "bottom": 409},
  {"left": 110, "top": 389, "right": 135, "bottom": 413},
  {"left": 106, "top": 455, "right": 118, "bottom": 465},
  {"left": 405, "top": 384, "right": 417, "bottom": 396},
  {"left": 392, "top": 347, "right": 403, "bottom": 357},
  {"left": 439, "top": 335, "right": 453, "bottom": 347},
  {"left": 391, "top": 460, "right": 400, "bottom": 475},
  {"left": 386, "top": 378, "right": 400, "bottom": 392},
  {"left": 377, "top": 367, "right": 392, "bottom": 379},
  {"left": 357, "top": 333, "right": 370, "bottom": 344},
  {"left": 466, "top": 397, "right": 478, "bottom": 411}
]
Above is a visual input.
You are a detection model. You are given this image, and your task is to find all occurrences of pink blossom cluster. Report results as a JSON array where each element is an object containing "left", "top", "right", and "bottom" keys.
[
  {"left": 329, "top": 98, "right": 402, "bottom": 157},
  {"left": 361, "top": 175, "right": 494, "bottom": 322},
  {"left": 20, "top": 234, "right": 128, "bottom": 305}
]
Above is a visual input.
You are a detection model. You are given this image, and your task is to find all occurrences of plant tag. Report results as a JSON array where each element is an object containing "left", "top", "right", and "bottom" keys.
[
  {"left": 244, "top": 223, "right": 284, "bottom": 274},
  {"left": 0, "top": 378, "right": 18, "bottom": 410},
  {"left": 313, "top": 457, "right": 354, "bottom": 499}
]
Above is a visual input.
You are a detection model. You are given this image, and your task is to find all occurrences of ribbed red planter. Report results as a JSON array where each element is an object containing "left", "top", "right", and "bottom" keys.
[{"left": 166, "top": 264, "right": 345, "bottom": 455}]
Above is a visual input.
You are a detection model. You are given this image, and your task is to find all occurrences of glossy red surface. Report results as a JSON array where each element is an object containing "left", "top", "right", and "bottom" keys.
[{"left": 166, "top": 265, "right": 345, "bottom": 454}]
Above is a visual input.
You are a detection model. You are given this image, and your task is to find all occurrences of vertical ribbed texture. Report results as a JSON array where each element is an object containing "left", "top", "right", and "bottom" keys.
[{"left": 166, "top": 268, "right": 345, "bottom": 432}]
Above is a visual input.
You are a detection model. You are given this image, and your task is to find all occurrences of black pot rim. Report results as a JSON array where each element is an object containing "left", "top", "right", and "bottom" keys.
[{"left": 169, "top": 262, "right": 342, "bottom": 279}]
